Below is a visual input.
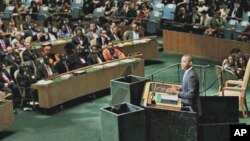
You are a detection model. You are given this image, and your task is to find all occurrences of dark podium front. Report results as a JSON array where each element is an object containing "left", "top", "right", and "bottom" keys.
[
  {"left": 142, "top": 82, "right": 198, "bottom": 141},
  {"left": 141, "top": 82, "right": 240, "bottom": 141}
]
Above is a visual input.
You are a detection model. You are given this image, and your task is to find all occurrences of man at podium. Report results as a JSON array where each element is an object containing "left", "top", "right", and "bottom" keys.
[{"left": 166, "top": 55, "right": 201, "bottom": 115}]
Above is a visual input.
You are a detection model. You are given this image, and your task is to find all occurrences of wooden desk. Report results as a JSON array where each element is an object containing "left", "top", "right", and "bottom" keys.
[
  {"left": 32, "top": 37, "right": 158, "bottom": 60},
  {"left": 141, "top": 82, "right": 181, "bottom": 111},
  {"left": 0, "top": 100, "right": 14, "bottom": 131},
  {"left": 32, "top": 57, "right": 144, "bottom": 108},
  {"left": 163, "top": 30, "right": 250, "bottom": 62}
]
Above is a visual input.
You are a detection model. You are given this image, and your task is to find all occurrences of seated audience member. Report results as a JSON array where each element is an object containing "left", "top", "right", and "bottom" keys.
[
  {"left": 109, "top": 26, "right": 122, "bottom": 41},
  {"left": 57, "top": 25, "right": 72, "bottom": 38},
  {"left": 88, "top": 45, "right": 104, "bottom": 65},
  {"left": 204, "top": 11, "right": 225, "bottom": 37},
  {"left": 28, "top": 0, "right": 39, "bottom": 20},
  {"left": 20, "top": 15, "right": 32, "bottom": 31},
  {"left": 219, "top": 3, "right": 229, "bottom": 21},
  {"left": 123, "top": 23, "right": 141, "bottom": 40},
  {"left": 175, "top": 7, "right": 189, "bottom": 23},
  {"left": 96, "top": 30, "right": 110, "bottom": 50},
  {"left": 0, "top": 32, "right": 7, "bottom": 54},
  {"left": 3, "top": 47, "right": 16, "bottom": 66},
  {"left": 236, "top": 56, "right": 247, "bottom": 79},
  {"left": 0, "top": 63, "right": 20, "bottom": 108},
  {"left": 125, "top": 3, "right": 137, "bottom": 25},
  {"left": 6, "top": 19, "right": 18, "bottom": 33},
  {"left": 227, "top": 1, "right": 243, "bottom": 21},
  {"left": 10, "top": 53, "right": 22, "bottom": 82},
  {"left": 230, "top": 48, "right": 242, "bottom": 65},
  {"left": 86, "top": 23, "right": 101, "bottom": 43},
  {"left": 199, "top": 10, "right": 211, "bottom": 28},
  {"left": 188, "top": 7, "right": 200, "bottom": 24},
  {"left": 36, "top": 55, "right": 57, "bottom": 80},
  {"left": 41, "top": 43, "right": 52, "bottom": 57},
  {"left": 102, "top": 42, "right": 125, "bottom": 61},
  {"left": 54, "top": 53, "right": 68, "bottom": 74},
  {"left": 222, "top": 55, "right": 236, "bottom": 74},
  {"left": 22, "top": 42, "right": 38, "bottom": 62},
  {"left": 16, "top": 64, "right": 38, "bottom": 108},
  {"left": 11, "top": 32, "right": 25, "bottom": 50},
  {"left": 72, "top": 28, "right": 89, "bottom": 50}
]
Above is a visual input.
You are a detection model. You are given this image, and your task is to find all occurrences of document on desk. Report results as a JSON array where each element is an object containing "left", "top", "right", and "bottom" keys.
[
  {"left": 156, "top": 92, "right": 178, "bottom": 105},
  {"left": 36, "top": 80, "right": 53, "bottom": 85}
]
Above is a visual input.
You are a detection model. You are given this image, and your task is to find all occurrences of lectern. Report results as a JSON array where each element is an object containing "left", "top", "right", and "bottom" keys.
[
  {"left": 141, "top": 81, "right": 181, "bottom": 111},
  {"left": 142, "top": 81, "right": 198, "bottom": 141}
]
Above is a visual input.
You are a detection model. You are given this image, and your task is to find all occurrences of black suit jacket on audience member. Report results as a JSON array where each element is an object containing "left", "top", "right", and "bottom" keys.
[
  {"left": 3, "top": 55, "right": 15, "bottom": 66},
  {"left": 23, "top": 49, "right": 37, "bottom": 62},
  {"left": 72, "top": 35, "right": 89, "bottom": 47},
  {"left": 0, "top": 70, "right": 12, "bottom": 88},
  {"left": 109, "top": 33, "right": 122, "bottom": 41},
  {"left": 228, "top": 8, "right": 243, "bottom": 19},
  {"left": 54, "top": 61, "right": 68, "bottom": 74},
  {"left": 96, "top": 37, "right": 110, "bottom": 49}
]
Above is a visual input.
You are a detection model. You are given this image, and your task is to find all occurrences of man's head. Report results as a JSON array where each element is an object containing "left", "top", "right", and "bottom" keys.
[{"left": 181, "top": 55, "right": 193, "bottom": 70}]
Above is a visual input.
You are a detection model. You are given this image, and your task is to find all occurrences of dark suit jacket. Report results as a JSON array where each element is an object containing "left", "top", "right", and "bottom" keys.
[
  {"left": 96, "top": 37, "right": 109, "bottom": 49},
  {"left": 178, "top": 67, "right": 201, "bottom": 115},
  {"left": 228, "top": 8, "right": 243, "bottom": 19},
  {"left": 3, "top": 55, "right": 15, "bottom": 66},
  {"left": 109, "top": 33, "right": 122, "bottom": 41},
  {"left": 72, "top": 35, "right": 89, "bottom": 47},
  {"left": 0, "top": 70, "right": 12, "bottom": 88}
]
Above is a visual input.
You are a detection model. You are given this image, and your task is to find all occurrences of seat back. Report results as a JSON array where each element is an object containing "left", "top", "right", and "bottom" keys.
[
  {"left": 153, "top": 3, "right": 164, "bottom": 11},
  {"left": 215, "top": 65, "right": 223, "bottom": 87},
  {"left": 243, "top": 11, "right": 250, "bottom": 21},
  {"left": 72, "top": 0, "right": 84, "bottom": 8},
  {"left": 237, "top": 21, "right": 249, "bottom": 32},
  {"left": 162, "top": 4, "right": 176, "bottom": 20},
  {"left": 72, "top": 7, "right": 81, "bottom": 19},
  {"left": 242, "top": 58, "right": 250, "bottom": 89},
  {"left": 215, "top": 65, "right": 238, "bottom": 87},
  {"left": 149, "top": 11, "right": 162, "bottom": 22}
]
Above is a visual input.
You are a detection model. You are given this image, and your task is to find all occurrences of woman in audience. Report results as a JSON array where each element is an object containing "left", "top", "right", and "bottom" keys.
[
  {"left": 54, "top": 53, "right": 68, "bottom": 74},
  {"left": 102, "top": 42, "right": 125, "bottom": 61},
  {"left": 236, "top": 55, "right": 247, "bottom": 79},
  {"left": 0, "top": 18, "right": 6, "bottom": 33},
  {"left": 11, "top": 32, "right": 25, "bottom": 50},
  {"left": 6, "top": 19, "right": 18, "bottom": 33},
  {"left": 204, "top": 11, "right": 225, "bottom": 37},
  {"left": 222, "top": 55, "right": 236, "bottom": 74}
]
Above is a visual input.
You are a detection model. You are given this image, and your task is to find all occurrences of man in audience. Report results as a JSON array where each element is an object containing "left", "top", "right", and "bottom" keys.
[
  {"left": 72, "top": 28, "right": 89, "bottom": 50},
  {"left": 96, "top": 30, "right": 110, "bottom": 50},
  {"left": 3, "top": 47, "right": 16, "bottom": 66},
  {"left": 0, "top": 62, "right": 20, "bottom": 108},
  {"left": 123, "top": 23, "right": 141, "bottom": 40},
  {"left": 86, "top": 23, "right": 101, "bottom": 43},
  {"left": 23, "top": 42, "right": 38, "bottom": 62},
  {"left": 109, "top": 26, "right": 122, "bottom": 41}
]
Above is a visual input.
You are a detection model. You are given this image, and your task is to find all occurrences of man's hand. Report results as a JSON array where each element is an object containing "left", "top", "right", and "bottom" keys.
[{"left": 165, "top": 87, "right": 179, "bottom": 95}]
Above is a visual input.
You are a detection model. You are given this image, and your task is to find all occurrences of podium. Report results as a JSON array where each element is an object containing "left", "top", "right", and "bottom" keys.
[
  {"left": 141, "top": 82, "right": 198, "bottom": 141},
  {"left": 141, "top": 82, "right": 181, "bottom": 111}
]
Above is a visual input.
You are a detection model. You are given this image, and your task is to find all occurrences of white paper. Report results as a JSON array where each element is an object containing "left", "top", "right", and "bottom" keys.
[
  {"left": 37, "top": 80, "right": 53, "bottom": 85},
  {"left": 159, "top": 93, "right": 178, "bottom": 101}
]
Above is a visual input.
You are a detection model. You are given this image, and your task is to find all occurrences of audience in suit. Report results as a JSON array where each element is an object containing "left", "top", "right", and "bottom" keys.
[{"left": 123, "top": 23, "right": 141, "bottom": 40}]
